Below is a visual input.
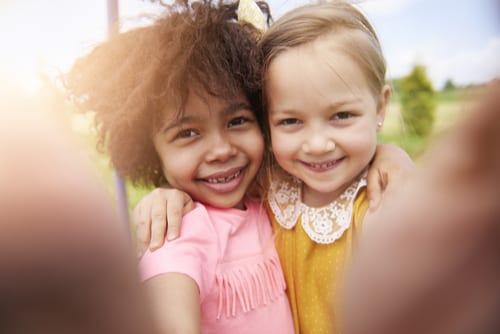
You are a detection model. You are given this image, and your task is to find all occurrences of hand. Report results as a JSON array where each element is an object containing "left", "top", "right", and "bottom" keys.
[
  {"left": 133, "top": 187, "right": 194, "bottom": 257},
  {"left": 366, "top": 143, "right": 415, "bottom": 210}
]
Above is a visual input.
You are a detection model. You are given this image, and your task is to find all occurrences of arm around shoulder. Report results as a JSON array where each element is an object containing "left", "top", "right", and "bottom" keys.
[{"left": 367, "top": 143, "right": 415, "bottom": 209}]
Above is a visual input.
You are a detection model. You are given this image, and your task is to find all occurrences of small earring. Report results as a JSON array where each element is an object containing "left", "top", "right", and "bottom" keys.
[{"left": 377, "top": 122, "right": 383, "bottom": 129}]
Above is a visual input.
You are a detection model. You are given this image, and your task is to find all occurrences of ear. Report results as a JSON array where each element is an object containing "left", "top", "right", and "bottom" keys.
[{"left": 376, "top": 84, "right": 391, "bottom": 131}]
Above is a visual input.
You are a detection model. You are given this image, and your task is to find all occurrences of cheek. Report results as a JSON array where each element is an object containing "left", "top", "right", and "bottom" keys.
[
  {"left": 270, "top": 131, "right": 295, "bottom": 164},
  {"left": 155, "top": 143, "right": 194, "bottom": 186},
  {"left": 160, "top": 157, "right": 188, "bottom": 185},
  {"left": 347, "top": 129, "right": 378, "bottom": 160}
]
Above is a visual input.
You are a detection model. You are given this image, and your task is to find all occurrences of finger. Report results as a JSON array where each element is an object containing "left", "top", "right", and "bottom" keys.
[
  {"left": 183, "top": 194, "right": 195, "bottom": 213},
  {"left": 165, "top": 190, "right": 191, "bottom": 241},
  {"left": 366, "top": 167, "right": 384, "bottom": 210},
  {"left": 149, "top": 190, "right": 168, "bottom": 251},
  {"left": 133, "top": 197, "right": 152, "bottom": 258}
]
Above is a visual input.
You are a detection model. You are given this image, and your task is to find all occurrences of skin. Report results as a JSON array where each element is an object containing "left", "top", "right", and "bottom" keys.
[
  {"left": 266, "top": 31, "right": 390, "bottom": 207},
  {"left": 0, "top": 90, "right": 157, "bottom": 334},
  {"left": 343, "top": 83, "right": 500, "bottom": 334},
  {"left": 152, "top": 89, "right": 263, "bottom": 210},
  {"left": 134, "top": 142, "right": 413, "bottom": 255},
  {"left": 145, "top": 88, "right": 264, "bottom": 334}
]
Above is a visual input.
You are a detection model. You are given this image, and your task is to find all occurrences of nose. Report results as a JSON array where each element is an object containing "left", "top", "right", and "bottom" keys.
[
  {"left": 302, "top": 131, "right": 335, "bottom": 155},
  {"left": 205, "top": 131, "right": 237, "bottom": 162}
]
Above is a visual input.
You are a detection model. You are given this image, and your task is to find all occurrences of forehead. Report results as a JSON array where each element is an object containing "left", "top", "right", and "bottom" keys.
[
  {"left": 266, "top": 34, "right": 373, "bottom": 103},
  {"left": 160, "top": 88, "right": 250, "bottom": 128}
]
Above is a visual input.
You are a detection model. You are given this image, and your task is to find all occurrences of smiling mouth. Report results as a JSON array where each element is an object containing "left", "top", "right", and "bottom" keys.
[
  {"left": 203, "top": 169, "right": 242, "bottom": 184},
  {"left": 303, "top": 158, "right": 343, "bottom": 170}
]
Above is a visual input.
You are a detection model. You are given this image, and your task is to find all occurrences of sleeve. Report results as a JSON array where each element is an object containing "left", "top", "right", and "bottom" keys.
[{"left": 138, "top": 204, "right": 219, "bottom": 302}]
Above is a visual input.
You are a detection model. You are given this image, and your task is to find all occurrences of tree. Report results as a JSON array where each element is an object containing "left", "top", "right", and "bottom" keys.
[
  {"left": 399, "top": 64, "right": 436, "bottom": 138},
  {"left": 443, "top": 78, "right": 456, "bottom": 91}
]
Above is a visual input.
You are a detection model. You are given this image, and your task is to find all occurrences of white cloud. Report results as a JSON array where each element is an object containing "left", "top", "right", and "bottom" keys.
[
  {"left": 387, "top": 37, "right": 500, "bottom": 88},
  {"left": 357, "top": 0, "right": 417, "bottom": 16},
  {"left": 385, "top": 39, "right": 441, "bottom": 81},
  {"left": 270, "top": 0, "right": 312, "bottom": 18},
  {"left": 430, "top": 37, "right": 500, "bottom": 87},
  {"left": 269, "top": 0, "right": 418, "bottom": 18}
]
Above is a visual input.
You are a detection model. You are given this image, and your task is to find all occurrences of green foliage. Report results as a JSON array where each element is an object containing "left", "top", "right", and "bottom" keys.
[
  {"left": 443, "top": 78, "right": 456, "bottom": 91},
  {"left": 398, "top": 64, "right": 436, "bottom": 138}
]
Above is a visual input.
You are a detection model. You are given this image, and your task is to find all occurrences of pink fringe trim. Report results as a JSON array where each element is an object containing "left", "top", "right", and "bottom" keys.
[{"left": 215, "top": 254, "right": 286, "bottom": 319}]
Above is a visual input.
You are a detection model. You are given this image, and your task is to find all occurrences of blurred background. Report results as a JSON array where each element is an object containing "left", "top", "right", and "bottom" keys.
[{"left": 1, "top": 0, "right": 498, "bottom": 229}]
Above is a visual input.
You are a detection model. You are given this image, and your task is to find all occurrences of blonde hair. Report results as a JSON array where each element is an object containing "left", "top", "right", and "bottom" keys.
[
  {"left": 261, "top": 0, "right": 386, "bottom": 96},
  {"left": 259, "top": 0, "right": 387, "bottom": 187}
]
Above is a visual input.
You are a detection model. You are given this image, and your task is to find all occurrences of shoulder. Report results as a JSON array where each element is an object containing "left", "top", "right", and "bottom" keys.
[
  {"left": 139, "top": 202, "right": 220, "bottom": 297},
  {"left": 179, "top": 202, "right": 221, "bottom": 234}
]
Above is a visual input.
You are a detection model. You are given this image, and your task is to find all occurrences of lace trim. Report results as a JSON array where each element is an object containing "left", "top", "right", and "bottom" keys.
[
  {"left": 268, "top": 175, "right": 302, "bottom": 229},
  {"left": 215, "top": 253, "right": 286, "bottom": 319},
  {"left": 268, "top": 173, "right": 367, "bottom": 244}
]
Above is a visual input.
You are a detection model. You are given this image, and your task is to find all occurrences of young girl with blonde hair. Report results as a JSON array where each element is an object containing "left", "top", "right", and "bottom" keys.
[{"left": 260, "top": 1, "right": 391, "bottom": 332}]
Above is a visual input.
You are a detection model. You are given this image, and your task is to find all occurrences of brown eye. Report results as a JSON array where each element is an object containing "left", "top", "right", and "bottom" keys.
[
  {"left": 333, "top": 112, "right": 354, "bottom": 120},
  {"left": 176, "top": 129, "right": 198, "bottom": 139},
  {"left": 278, "top": 118, "right": 301, "bottom": 126},
  {"left": 228, "top": 116, "right": 255, "bottom": 128}
]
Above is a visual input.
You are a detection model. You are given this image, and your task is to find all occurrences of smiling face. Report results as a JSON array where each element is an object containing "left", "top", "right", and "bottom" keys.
[
  {"left": 266, "top": 32, "right": 390, "bottom": 207},
  {"left": 153, "top": 89, "right": 264, "bottom": 209}
]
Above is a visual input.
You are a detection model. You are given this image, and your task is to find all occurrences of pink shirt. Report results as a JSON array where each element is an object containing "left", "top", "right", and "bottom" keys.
[{"left": 139, "top": 198, "right": 294, "bottom": 334}]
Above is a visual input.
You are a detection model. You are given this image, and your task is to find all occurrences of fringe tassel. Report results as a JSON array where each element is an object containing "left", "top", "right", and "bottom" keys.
[{"left": 215, "top": 254, "right": 286, "bottom": 319}]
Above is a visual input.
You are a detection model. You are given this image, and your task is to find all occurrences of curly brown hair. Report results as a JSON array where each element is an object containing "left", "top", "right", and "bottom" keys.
[{"left": 66, "top": 0, "right": 271, "bottom": 187}]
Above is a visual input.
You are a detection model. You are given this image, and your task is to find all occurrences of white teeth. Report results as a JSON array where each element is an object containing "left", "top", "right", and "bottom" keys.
[
  {"left": 310, "top": 161, "right": 334, "bottom": 169},
  {"left": 206, "top": 170, "right": 241, "bottom": 184}
]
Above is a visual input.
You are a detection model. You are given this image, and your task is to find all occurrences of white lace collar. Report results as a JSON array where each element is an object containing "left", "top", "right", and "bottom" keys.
[{"left": 268, "top": 173, "right": 367, "bottom": 244}]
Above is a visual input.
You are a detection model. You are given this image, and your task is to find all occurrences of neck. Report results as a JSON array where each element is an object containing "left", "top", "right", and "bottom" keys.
[{"left": 301, "top": 184, "right": 347, "bottom": 208}]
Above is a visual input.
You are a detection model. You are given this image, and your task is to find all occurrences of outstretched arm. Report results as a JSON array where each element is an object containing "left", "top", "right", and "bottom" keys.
[{"left": 343, "top": 85, "right": 500, "bottom": 334}]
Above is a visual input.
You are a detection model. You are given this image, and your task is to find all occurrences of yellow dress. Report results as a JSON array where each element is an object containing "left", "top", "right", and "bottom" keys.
[{"left": 267, "top": 174, "right": 368, "bottom": 334}]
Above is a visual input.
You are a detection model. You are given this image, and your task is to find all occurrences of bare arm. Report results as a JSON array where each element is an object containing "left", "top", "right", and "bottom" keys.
[
  {"left": 145, "top": 273, "right": 201, "bottom": 334},
  {"left": 1, "top": 90, "right": 157, "bottom": 333},
  {"left": 343, "top": 85, "right": 500, "bottom": 334}
]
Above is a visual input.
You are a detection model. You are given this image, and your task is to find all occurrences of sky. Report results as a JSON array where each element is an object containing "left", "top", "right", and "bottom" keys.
[{"left": 1, "top": 0, "right": 499, "bottom": 95}]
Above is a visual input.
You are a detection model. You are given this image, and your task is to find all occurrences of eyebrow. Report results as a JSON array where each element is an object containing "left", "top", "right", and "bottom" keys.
[
  {"left": 225, "top": 101, "right": 254, "bottom": 115},
  {"left": 161, "top": 115, "right": 199, "bottom": 134},
  {"left": 271, "top": 97, "right": 362, "bottom": 115},
  {"left": 161, "top": 101, "right": 254, "bottom": 133}
]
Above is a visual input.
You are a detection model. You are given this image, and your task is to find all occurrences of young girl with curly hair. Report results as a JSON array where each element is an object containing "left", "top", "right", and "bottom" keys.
[{"left": 66, "top": 1, "right": 294, "bottom": 333}]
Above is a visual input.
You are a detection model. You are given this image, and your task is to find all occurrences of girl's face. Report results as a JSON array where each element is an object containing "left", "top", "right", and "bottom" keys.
[
  {"left": 266, "top": 35, "right": 389, "bottom": 207},
  {"left": 153, "top": 89, "right": 264, "bottom": 209}
]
